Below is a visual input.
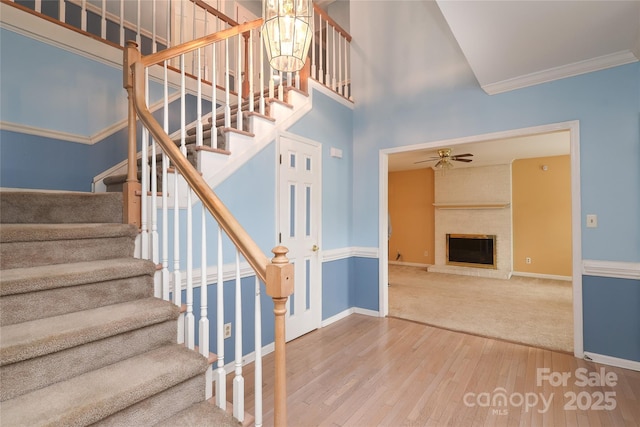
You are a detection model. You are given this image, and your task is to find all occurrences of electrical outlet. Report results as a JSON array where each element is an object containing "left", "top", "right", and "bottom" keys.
[
  {"left": 525, "top": 257, "right": 532, "bottom": 264},
  {"left": 224, "top": 323, "right": 232, "bottom": 339}
]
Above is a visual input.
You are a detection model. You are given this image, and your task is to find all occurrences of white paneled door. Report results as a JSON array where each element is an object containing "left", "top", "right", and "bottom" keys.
[{"left": 279, "top": 135, "right": 322, "bottom": 342}]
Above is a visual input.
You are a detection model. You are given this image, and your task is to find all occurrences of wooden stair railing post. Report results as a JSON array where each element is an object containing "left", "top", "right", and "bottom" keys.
[
  {"left": 265, "top": 246, "right": 294, "bottom": 427},
  {"left": 123, "top": 40, "right": 142, "bottom": 228}
]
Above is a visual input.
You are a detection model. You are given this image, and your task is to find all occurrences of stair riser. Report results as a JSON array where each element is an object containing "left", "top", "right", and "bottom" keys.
[
  {"left": 0, "top": 193, "right": 123, "bottom": 224},
  {"left": 94, "top": 375, "right": 206, "bottom": 426},
  {"left": 0, "top": 320, "right": 177, "bottom": 402},
  {"left": 0, "top": 275, "right": 154, "bottom": 326},
  {"left": 0, "top": 237, "right": 135, "bottom": 269}
]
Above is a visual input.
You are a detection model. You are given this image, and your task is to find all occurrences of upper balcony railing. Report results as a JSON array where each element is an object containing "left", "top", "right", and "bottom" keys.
[{"left": 6, "top": 0, "right": 353, "bottom": 102}]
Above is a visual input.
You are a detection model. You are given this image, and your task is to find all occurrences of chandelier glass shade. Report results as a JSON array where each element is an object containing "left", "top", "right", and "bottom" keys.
[{"left": 262, "top": 0, "right": 313, "bottom": 72}]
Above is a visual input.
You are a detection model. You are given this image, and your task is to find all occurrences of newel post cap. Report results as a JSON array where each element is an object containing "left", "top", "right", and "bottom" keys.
[{"left": 265, "top": 246, "right": 294, "bottom": 299}]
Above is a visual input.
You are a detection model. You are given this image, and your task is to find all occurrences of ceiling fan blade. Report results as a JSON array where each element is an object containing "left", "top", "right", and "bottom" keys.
[
  {"left": 413, "top": 158, "right": 439, "bottom": 164},
  {"left": 452, "top": 153, "right": 473, "bottom": 158},
  {"left": 434, "top": 160, "right": 443, "bottom": 168},
  {"left": 453, "top": 158, "right": 473, "bottom": 162}
]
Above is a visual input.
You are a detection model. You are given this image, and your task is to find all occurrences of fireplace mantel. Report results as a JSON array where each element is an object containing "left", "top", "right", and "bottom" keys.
[{"left": 433, "top": 202, "right": 510, "bottom": 210}]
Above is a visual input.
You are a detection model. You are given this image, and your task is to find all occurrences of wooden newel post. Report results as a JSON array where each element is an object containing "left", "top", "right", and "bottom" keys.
[
  {"left": 122, "top": 40, "right": 142, "bottom": 228},
  {"left": 265, "top": 246, "right": 294, "bottom": 427}
]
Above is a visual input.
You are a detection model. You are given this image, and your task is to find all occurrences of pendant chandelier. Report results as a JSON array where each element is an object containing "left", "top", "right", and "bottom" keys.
[{"left": 262, "top": 0, "right": 313, "bottom": 72}]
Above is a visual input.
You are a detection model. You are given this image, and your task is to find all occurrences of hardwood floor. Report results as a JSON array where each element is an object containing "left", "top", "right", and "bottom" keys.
[{"left": 229, "top": 315, "right": 640, "bottom": 426}]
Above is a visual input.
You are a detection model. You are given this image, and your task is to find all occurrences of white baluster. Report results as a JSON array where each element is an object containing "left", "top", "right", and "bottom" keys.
[
  {"left": 249, "top": 30, "right": 254, "bottom": 113},
  {"left": 269, "top": 67, "right": 275, "bottom": 100},
  {"left": 197, "top": 49, "right": 203, "bottom": 148},
  {"left": 338, "top": 33, "right": 342, "bottom": 96},
  {"left": 180, "top": 0, "right": 185, "bottom": 44},
  {"left": 346, "top": 37, "right": 351, "bottom": 100},
  {"left": 58, "top": 0, "right": 65, "bottom": 24},
  {"left": 259, "top": 31, "right": 265, "bottom": 116},
  {"left": 141, "top": 69, "right": 150, "bottom": 260},
  {"left": 318, "top": 15, "right": 323, "bottom": 84},
  {"left": 215, "top": 227, "right": 226, "bottom": 409},
  {"left": 224, "top": 39, "right": 231, "bottom": 129},
  {"left": 237, "top": 34, "right": 243, "bottom": 132},
  {"left": 150, "top": 61, "right": 159, "bottom": 296},
  {"left": 161, "top": 63, "right": 170, "bottom": 301},
  {"left": 254, "top": 276, "right": 263, "bottom": 427},
  {"left": 211, "top": 42, "right": 218, "bottom": 150},
  {"left": 278, "top": 71, "right": 284, "bottom": 101},
  {"left": 186, "top": 186, "right": 194, "bottom": 349},
  {"left": 34, "top": 0, "right": 41, "bottom": 13},
  {"left": 180, "top": 53, "right": 187, "bottom": 156},
  {"left": 342, "top": 36, "right": 347, "bottom": 97},
  {"left": 166, "top": 0, "right": 171, "bottom": 48},
  {"left": 173, "top": 163, "right": 183, "bottom": 344},
  {"left": 233, "top": 250, "right": 244, "bottom": 422},
  {"left": 332, "top": 26, "right": 337, "bottom": 91},
  {"left": 81, "top": 0, "right": 87, "bottom": 32},
  {"left": 151, "top": 0, "right": 157, "bottom": 53},
  {"left": 101, "top": 0, "right": 106, "bottom": 40},
  {"left": 311, "top": 8, "right": 316, "bottom": 80},
  {"left": 119, "top": 0, "right": 124, "bottom": 46},
  {"left": 203, "top": 14, "right": 209, "bottom": 80},
  {"left": 325, "top": 20, "right": 330, "bottom": 86},
  {"left": 200, "top": 204, "right": 212, "bottom": 399},
  {"left": 136, "top": 0, "right": 141, "bottom": 46}
]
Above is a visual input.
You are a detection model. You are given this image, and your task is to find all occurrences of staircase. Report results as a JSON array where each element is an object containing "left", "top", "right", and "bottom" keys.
[
  {"left": 101, "top": 88, "right": 293, "bottom": 194},
  {"left": 0, "top": 191, "right": 237, "bottom": 426}
]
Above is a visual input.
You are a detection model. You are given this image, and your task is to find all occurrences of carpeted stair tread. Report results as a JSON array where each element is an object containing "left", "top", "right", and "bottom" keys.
[
  {"left": 0, "top": 344, "right": 209, "bottom": 427},
  {"left": 154, "top": 399, "right": 239, "bottom": 427},
  {"left": 0, "top": 258, "right": 156, "bottom": 296},
  {"left": 0, "top": 191, "right": 123, "bottom": 224},
  {"left": 0, "top": 223, "right": 137, "bottom": 243},
  {"left": 0, "top": 298, "right": 180, "bottom": 365}
]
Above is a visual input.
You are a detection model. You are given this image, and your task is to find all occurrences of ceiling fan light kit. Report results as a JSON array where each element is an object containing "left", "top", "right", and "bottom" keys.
[{"left": 414, "top": 148, "right": 474, "bottom": 172}]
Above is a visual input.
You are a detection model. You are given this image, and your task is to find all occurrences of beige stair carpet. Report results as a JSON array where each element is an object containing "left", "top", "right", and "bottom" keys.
[{"left": 388, "top": 264, "right": 573, "bottom": 353}]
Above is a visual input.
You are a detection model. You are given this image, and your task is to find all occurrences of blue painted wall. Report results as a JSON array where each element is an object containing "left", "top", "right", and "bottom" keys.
[
  {"left": 583, "top": 276, "right": 640, "bottom": 362},
  {"left": 322, "top": 258, "right": 353, "bottom": 320},
  {"left": 180, "top": 277, "right": 275, "bottom": 363}
]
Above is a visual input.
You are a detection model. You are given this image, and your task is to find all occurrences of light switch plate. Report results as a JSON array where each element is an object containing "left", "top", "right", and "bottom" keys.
[{"left": 586, "top": 214, "right": 598, "bottom": 228}]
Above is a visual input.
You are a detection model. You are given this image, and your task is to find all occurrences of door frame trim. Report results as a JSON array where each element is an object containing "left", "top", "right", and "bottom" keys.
[{"left": 378, "top": 120, "right": 583, "bottom": 358}]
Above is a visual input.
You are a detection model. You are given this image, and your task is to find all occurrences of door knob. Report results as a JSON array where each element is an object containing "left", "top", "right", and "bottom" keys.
[{"left": 312, "top": 244, "right": 319, "bottom": 252}]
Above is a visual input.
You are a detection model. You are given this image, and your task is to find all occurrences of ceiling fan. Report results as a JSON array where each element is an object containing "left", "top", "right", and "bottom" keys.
[{"left": 414, "top": 148, "right": 473, "bottom": 169}]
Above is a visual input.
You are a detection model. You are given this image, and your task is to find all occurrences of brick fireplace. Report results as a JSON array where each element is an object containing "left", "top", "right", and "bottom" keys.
[{"left": 428, "top": 164, "right": 513, "bottom": 279}]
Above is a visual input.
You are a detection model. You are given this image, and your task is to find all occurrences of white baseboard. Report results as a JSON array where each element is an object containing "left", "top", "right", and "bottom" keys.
[
  {"left": 583, "top": 352, "right": 640, "bottom": 372},
  {"left": 321, "top": 307, "right": 381, "bottom": 328},
  {"left": 353, "top": 307, "right": 380, "bottom": 317},
  {"left": 389, "top": 261, "right": 430, "bottom": 268},
  {"left": 511, "top": 271, "right": 573, "bottom": 281},
  {"left": 219, "top": 342, "right": 276, "bottom": 376},
  {"left": 321, "top": 308, "right": 355, "bottom": 327}
]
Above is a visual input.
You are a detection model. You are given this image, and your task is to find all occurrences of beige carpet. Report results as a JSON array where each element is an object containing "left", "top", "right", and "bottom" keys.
[{"left": 388, "top": 264, "right": 574, "bottom": 353}]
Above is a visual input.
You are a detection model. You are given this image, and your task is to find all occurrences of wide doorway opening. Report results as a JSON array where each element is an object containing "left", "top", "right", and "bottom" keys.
[{"left": 379, "top": 121, "right": 582, "bottom": 355}]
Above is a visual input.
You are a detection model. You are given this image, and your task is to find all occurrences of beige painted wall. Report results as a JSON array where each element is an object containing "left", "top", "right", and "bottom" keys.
[
  {"left": 512, "top": 155, "right": 572, "bottom": 276},
  {"left": 388, "top": 168, "right": 435, "bottom": 265}
]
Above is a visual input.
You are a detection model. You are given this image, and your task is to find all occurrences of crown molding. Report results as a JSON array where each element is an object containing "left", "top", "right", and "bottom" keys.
[{"left": 482, "top": 50, "right": 639, "bottom": 95}]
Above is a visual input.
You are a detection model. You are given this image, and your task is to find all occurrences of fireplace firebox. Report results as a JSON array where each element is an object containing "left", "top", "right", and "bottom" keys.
[{"left": 446, "top": 234, "right": 496, "bottom": 269}]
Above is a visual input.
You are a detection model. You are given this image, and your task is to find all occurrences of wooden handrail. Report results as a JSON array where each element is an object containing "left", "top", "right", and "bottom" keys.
[
  {"left": 189, "top": 0, "right": 240, "bottom": 28},
  {"left": 128, "top": 59, "right": 269, "bottom": 283},
  {"left": 313, "top": 4, "right": 352, "bottom": 42},
  {"left": 141, "top": 18, "right": 264, "bottom": 67}
]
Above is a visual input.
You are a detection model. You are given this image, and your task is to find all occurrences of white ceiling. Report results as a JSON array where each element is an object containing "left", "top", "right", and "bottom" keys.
[
  {"left": 390, "top": 0, "right": 638, "bottom": 171},
  {"left": 436, "top": 0, "right": 640, "bottom": 95}
]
